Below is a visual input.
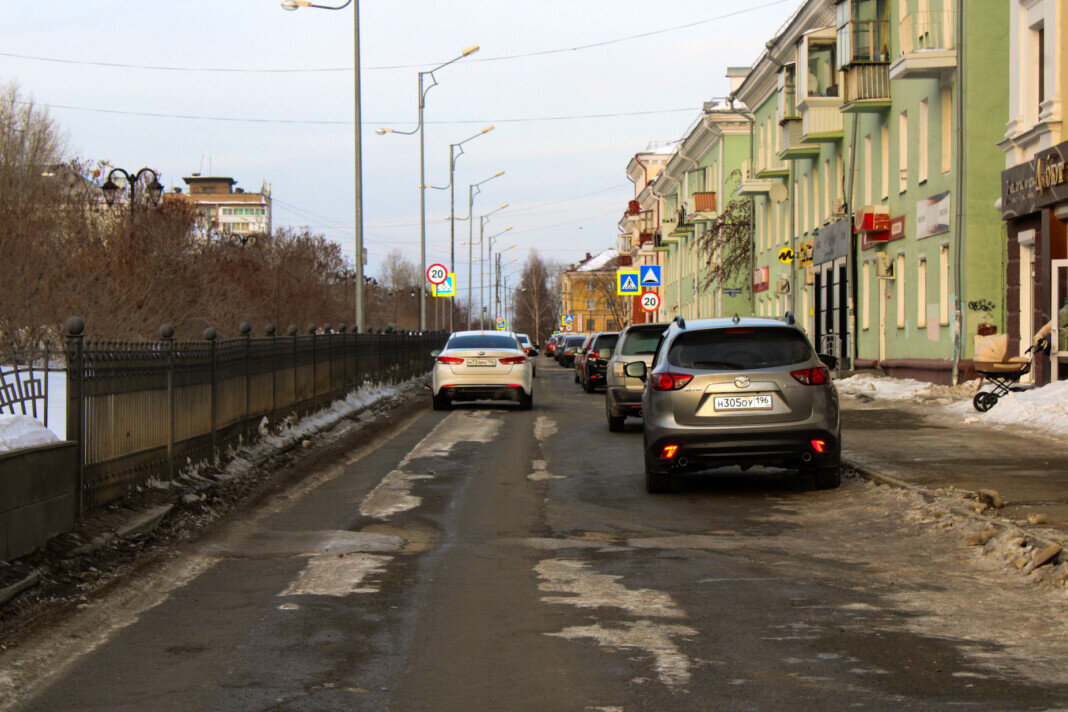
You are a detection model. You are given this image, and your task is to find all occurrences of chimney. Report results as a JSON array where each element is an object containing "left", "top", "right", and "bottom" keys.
[
  {"left": 585, "top": 252, "right": 592, "bottom": 261},
  {"left": 726, "top": 66, "right": 751, "bottom": 94}
]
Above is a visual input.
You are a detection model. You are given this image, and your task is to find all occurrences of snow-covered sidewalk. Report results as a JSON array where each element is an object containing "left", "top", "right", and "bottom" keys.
[{"left": 836, "top": 373, "right": 1068, "bottom": 438}]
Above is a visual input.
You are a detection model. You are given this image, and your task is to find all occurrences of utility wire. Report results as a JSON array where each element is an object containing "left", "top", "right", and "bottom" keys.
[
  {"left": 0, "top": 1, "right": 792, "bottom": 74},
  {"left": 29, "top": 100, "right": 699, "bottom": 126}
]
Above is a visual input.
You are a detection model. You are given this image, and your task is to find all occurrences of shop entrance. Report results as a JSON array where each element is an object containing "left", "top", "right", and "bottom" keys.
[
  {"left": 1053, "top": 259, "right": 1068, "bottom": 381},
  {"left": 813, "top": 259, "right": 850, "bottom": 365}
]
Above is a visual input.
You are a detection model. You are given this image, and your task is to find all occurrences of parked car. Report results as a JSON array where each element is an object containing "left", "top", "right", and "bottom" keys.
[
  {"left": 605, "top": 322, "right": 669, "bottom": 430},
  {"left": 578, "top": 331, "right": 619, "bottom": 393},
  {"left": 557, "top": 335, "right": 587, "bottom": 367},
  {"left": 625, "top": 317, "right": 841, "bottom": 493},
  {"left": 430, "top": 331, "right": 533, "bottom": 410},
  {"left": 545, "top": 334, "right": 559, "bottom": 357},
  {"left": 517, "top": 333, "right": 538, "bottom": 377},
  {"left": 572, "top": 333, "right": 597, "bottom": 383}
]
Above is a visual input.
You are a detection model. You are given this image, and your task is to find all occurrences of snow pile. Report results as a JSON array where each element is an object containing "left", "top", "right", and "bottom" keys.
[
  {"left": 0, "top": 414, "right": 60, "bottom": 453},
  {"left": 835, "top": 373, "right": 936, "bottom": 400},
  {"left": 576, "top": 249, "right": 619, "bottom": 272},
  {"left": 221, "top": 379, "right": 407, "bottom": 479},
  {"left": 946, "top": 380, "right": 1068, "bottom": 437}
]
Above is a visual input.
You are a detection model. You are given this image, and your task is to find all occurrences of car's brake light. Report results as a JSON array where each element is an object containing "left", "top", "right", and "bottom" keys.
[
  {"left": 436, "top": 356, "right": 464, "bottom": 364},
  {"left": 659, "top": 444, "right": 680, "bottom": 459},
  {"left": 650, "top": 372, "right": 693, "bottom": 391},
  {"left": 811, "top": 439, "right": 827, "bottom": 453},
  {"left": 499, "top": 355, "right": 527, "bottom": 364},
  {"left": 588, "top": 351, "right": 599, "bottom": 359},
  {"left": 791, "top": 366, "right": 831, "bottom": 385}
]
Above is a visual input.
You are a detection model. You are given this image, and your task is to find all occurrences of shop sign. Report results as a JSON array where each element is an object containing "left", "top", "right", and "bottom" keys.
[
  {"left": 1001, "top": 140, "right": 1068, "bottom": 219},
  {"left": 813, "top": 218, "right": 851, "bottom": 264},
  {"left": 753, "top": 266, "right": 770, "bottom": 293},
  {"left": 916, "top": 191, "right": 951, "bottom": 239},
  {"left": 854, "top": 205, "right": 890, "bottom": 233},
  {"left": 798, "top": 238, "right": 814, "bottom": 265},
  {"left": 862, "top": 215, "right": 905, "bottom": 250}
]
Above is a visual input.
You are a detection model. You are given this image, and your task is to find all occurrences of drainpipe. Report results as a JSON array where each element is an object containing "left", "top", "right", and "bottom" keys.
[
  {"left": 845, "top": 110, "right": 861, "bottom": 369},
  {"left": 951, "top": 1, "right": 967, "bottom": 385}
]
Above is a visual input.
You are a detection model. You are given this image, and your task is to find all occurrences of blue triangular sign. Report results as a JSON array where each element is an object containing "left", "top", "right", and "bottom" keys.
[
  {"left": 640, "top": 266, "right": 661, "bottom": 286},
  {"left": 622, "top": 276, "right": 637, "bottom": 292}
]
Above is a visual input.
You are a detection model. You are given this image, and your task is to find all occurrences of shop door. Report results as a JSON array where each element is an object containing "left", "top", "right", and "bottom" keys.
[
  {"left": 1053, "top": 259, "right": 1068, "bottom": 381},
  {"left": 813, "top": 268, "right": 824, "bottom": 348}
]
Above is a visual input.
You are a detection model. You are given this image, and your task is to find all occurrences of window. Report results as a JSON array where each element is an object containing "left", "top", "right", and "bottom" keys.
[
  {"left": 801, "top": 177, "right": 809, "bottom": 233},
  {"left": 667, "top": 327, "right": 815, "bottom": 370},
  {"left": 620, "top": 325, "right": 668, "bottom": 355},
  {"left": 585, "top": 299, "right": 596, "bottom": 311},
  {"left": 864, "top": 135, "right": 873, "bottom": 205},
  {"left": 896, "top": 252, "right": 906, "bottom": 327},
  {"left": 940, "top": 86, "right": 952, "bottom": 173},
  {"left": 1036, "top": 25, "right": 1046, "bottom": 115},
  {"left": 793, "top": 180, "right": 800, "bottom": 236},
  {"left": 939, "top": 243, "right": 950, "bottom": 325},
  {"left": 918, "top": 99, "right": 929, "bottom": 184},
  {"left": 837, "top": 0, "right": 890, "bottom": 65},
  {"left": 917, "top": 258, "right": 927, "bottom": 327},
  {"left": 881, "top": 125, "right": 890, "bottom": 199},
  {"left": 222, "top": 207, "right": 233, "bottom": 215},
  {"left": 823, "top": 160, "right": 831, "bottom": 222},
  {"left": 779, "top": 64, "right": 798, "bottom": 119},
  {"left": 807, "top": 42, "right": 838, "bottom": 97},
  {"left": 445, "top": 334, "right": 522, "bottom": 350},
  {"left": 862, "top": 261, "right": 871, "bottom": 330},
  {"left": 898, "top": 111, "right": 908, "bottom": 193}
]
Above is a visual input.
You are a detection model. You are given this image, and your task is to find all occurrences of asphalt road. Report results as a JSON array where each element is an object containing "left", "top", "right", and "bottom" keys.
[{"left": 5, "top": 359, "right": 1067, "bottom": 712}]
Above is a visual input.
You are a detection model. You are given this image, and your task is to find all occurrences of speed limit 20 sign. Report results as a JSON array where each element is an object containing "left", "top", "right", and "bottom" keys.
[
  {"left": 640, "top": 291, "right": 660, "bottom": 313},
  {"left": 426, "top": 263, "right": 449, "bottom": 285}
]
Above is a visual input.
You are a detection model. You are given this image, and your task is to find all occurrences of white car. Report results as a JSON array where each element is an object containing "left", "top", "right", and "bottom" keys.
[{"left": 431, "top": 331, "right": 534, "bottom": 410}]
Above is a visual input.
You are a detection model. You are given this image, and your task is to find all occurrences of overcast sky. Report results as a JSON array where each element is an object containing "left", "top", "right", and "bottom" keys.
[{"left": 1, "top": 0, "right": 798, "bottom": 292}]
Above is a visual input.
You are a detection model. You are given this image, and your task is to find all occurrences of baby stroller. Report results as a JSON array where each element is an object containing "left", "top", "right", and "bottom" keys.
[{"left": 971, "top": 331, "right": 1049, "bottom": 412}]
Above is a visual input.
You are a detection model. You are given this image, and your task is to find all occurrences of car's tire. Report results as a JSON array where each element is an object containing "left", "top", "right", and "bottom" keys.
[
  {"left": 606, "top": 404, "right": 625, "bottom": 432},
  {"left": 812, "top": 463, "right": 841, "bottom": 490},
  {"left": 432, "top": 393, "right": 450, "bottom": 411},
  {"left": 518, "top": 390, "right": 533, "bottom": 410},
  {"left": 645, "top": 468, "right": 671, "bottom": 493},
  {"left": 583, "top": 375, "right": 595, "bottom": 393},
  {"left": 574, "top": 371, "right": 580, "bottom": 383}
]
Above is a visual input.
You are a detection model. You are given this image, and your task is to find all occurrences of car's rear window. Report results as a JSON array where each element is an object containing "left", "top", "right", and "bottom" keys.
[
  {"left": 666, "top": 328, "right": 814, "bottom": 370},
  {"left": 593, "top": 334, "right": 618, "bottom": 351},
  {"left": 565, "top": 336, "right": 586, "bottom": 346},
  {"left": 620, "top": 326, "right": 667, "bottom": 355},
  {"left": 446, "top": 335, "right": 520, "bottom": 350},
  {"left": 518, "top": 335, "right": 531, "bottom": 344}
]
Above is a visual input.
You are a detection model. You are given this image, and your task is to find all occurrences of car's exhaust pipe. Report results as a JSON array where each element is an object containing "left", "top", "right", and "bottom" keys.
[
  {"left": 801, "top": 452, "right": 813, "bottom": 463},
  {"left": 677, "top": 457, "right": 688, "bottom": 468}
]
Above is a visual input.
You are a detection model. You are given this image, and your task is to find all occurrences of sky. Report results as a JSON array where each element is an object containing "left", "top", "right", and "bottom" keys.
[{"left": 0, "top": 0, "right": 800, "bottom": 300}]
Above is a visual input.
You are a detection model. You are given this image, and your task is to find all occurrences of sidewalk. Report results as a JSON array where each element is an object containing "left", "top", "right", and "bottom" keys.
[{"left": 840, "top": 392, "right": 1068, "bottom": 540}]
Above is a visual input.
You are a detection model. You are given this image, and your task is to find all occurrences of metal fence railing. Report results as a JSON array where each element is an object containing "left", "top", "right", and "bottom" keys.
[
  {"left": 0, "top": 342, "right": 58, "bottom": 427},
  {"left": 63, "top": 318, "right": 444, "bottom": 509}
]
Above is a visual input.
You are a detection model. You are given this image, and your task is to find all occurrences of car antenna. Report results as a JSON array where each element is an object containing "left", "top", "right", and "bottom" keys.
[
  {"left": 732, "top": 313, "right": 741, "bottom": 324},
  {"left": 673, "top": 316, "right": 686, "bottom": 329}
]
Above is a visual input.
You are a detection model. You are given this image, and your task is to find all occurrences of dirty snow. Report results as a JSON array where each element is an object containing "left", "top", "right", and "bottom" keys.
[
  {"left": 835, "top": 373, "right": 968, "bottom": 401},
  {"left": 279, "top": 553, "right": 392, "bottom": 597},
  {"left": 0, "top": 414, "right": 59, "bottom": 453},
  {"left": 575, "top": 249, "right": 619, "bottom": 272},
  {"left": 946, "top": 380, "right": 1068, "bottom": 437}
]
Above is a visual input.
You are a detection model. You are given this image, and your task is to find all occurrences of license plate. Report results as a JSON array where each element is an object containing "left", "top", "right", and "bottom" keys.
[
  {"left": 466, "top": 358, "right": 494, "bottom": 367},
  {"left": 713, "top": 395, "right": 773, "bottom": 411}
]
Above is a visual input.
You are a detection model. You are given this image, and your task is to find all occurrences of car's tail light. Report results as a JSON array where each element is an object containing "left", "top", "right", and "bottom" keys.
[
  {"left": 499, "top": 355, "right": 527, "bottom": 364},
  {"left": 791, "top": 366, "right": 831, "bottom": 385},
  {"left": 650, "top": 372, "right": 693, "bottom": 391},
  {"left": 588, "top": 351, "right": 599, "bottom": 359},
  {"left": 659, "top": 444, "right": 680, "bottom": 459},
  {"left": 811, "top": 439, "right": 827, "bottom": 453},
  {"left": 437, "top": 356, "right": 464, "bottom": 365}
]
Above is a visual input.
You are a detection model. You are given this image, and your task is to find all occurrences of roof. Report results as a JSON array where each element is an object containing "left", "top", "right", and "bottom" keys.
[
  {"left": 575, "top": 248, "right": 619, "bottom": 272},
  {"left": 183, "top": 176, "right": 236, "bottom": 185}
]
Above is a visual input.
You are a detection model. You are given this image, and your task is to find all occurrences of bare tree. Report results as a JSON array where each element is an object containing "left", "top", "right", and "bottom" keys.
[
  {"left": 695, "top": 169, "right": 754, "bottom": 299},
  {"left": 584, "top": 271, "right": 631, "bottom": 331},
  {"left": 513, "top": 251, "right": 559, "bottom": 344}
]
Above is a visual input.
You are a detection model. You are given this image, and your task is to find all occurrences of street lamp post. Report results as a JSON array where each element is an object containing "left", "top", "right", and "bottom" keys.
[
  {"left": 281, "top": 0, "right": 365, "bottom": 333},
  {"left": 376, "top": 46, "right": 480, "bottom": 332},
  {"left": 486, "top": 235, "right": 514, "bottom": 321},
  {"left": 464, "top": 172, "right": 505, "bottom": 328},
  {"left": 477, "top": 205, "right": 508, "bottom": 329},
  {"left": 493, "top": 246, "right": 517, "bottom": 322},
  {"left": 100, "top": 167, "right": 164, "bottom": 212}
]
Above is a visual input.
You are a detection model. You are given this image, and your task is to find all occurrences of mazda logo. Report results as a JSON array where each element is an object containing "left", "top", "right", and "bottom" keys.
[
  {"left": 477, "top": 351, "right": 486, "bottom": 356},
  {"left": 734, "top": 376, "right": 751, "bottom": 388}
]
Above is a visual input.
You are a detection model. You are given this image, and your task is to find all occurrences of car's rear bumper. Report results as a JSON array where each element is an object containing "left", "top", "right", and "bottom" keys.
[
  {"left": 606, "top": 386, "right": 644, "bottom": 414},
  {"left": 647, "top": 428, "right": 840, "bottom": 471},
  {"left": 438, "top": 385, "right": 528, "bottom": 402}
]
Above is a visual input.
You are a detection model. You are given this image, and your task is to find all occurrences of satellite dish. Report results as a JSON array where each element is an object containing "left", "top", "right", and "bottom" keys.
[{"left": 769, "top": 183, "right": 788, "bottom": 204}]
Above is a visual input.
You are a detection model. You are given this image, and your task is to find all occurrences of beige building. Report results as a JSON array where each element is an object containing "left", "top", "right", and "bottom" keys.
[
  {"left": 169, "top": 174, "right": 272, "bottom": 237},
  {"left": 560, "top": 249, "right": 628, "bottom": 333}
]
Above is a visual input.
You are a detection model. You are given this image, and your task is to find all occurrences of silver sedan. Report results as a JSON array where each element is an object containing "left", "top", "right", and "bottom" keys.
[{"left": 431, "top": 331, "right": 534, "bottom": 410}]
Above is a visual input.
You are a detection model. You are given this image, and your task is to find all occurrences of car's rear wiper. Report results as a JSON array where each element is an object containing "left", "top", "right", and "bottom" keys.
[{"left": 690, "top": 360, "right": 742, "bottom": 369}]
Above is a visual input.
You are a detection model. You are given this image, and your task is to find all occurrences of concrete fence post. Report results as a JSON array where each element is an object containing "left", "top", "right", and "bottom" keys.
[
  {"left": 266, "top": 323, "right": 277, "bottom": 419},
  {"left": 64, "top": 316, "right": 85, "bottom": 515},
  {"left": 240, "top": 322, "right": 251, "bottom": 439},
  {"left": 204, "top": 327, "right": 217, "bottom": 460},
  {"left": 160, "top": 323, "right": 176, "bottom": 480}
]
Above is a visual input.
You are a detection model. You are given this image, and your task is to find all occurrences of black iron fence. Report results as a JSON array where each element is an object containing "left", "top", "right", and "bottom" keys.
[
  {"left": 64, "top": 318, "right": 444, "bottom": 509},
  {"left": 0, "top": 342, "right": 58, "bottom": 427}
]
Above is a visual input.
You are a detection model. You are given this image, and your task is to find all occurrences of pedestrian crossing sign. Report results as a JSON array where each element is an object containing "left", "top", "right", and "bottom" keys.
[
  {"left": 433, "top": 273, "right": 456, "bottom": 297},
  {"left": 617, "top": 270, "right": 641, "bottom": 296},
  {"left": 561, "top": 314, "right": 574, "bottom": 326},
  {"left": 639, "top": 265, "right": 662, "bottom": 287}
]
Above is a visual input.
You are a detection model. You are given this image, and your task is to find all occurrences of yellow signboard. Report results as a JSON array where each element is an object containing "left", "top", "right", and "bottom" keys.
[
  {"left": 616, "top": 269, "right": 641, "bottom": 296},
  {"left": 433, "top": 273, "right": 456, "bottom": 297}
]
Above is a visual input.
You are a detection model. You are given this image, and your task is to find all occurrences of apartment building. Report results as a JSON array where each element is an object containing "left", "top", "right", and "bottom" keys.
[
  {"left": 171, "top": 174, "right": 272, "bottom": 237},
  {"left": 559, "top": 250, "right": 628, "bottom": 333}
]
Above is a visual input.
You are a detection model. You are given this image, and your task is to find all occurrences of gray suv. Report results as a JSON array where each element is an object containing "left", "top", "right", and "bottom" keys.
[
  {"left": 625, "top": 317, "right": 840, "bottom": 493},
  {"left": 605, "top": 322, "right": 669, "bottom": 431}
]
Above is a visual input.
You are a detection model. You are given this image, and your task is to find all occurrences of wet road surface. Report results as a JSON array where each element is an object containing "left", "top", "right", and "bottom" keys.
[{"left": 4, "top": 359, "right": 1067, "bottom": 711}]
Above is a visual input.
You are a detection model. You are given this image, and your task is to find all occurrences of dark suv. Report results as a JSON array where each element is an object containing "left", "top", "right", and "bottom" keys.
[
  {"left": 577, "top": 331, "right": 619, "bottom": 393},
  {"left": 626, "top": 317, "right": 841, "bottom": 493},
  {"left": 557, "top": 335, "right": 587, "bottom": 367}
]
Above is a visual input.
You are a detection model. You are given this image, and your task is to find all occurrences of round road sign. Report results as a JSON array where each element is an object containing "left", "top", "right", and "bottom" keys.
[
  {"left": 426, "top": 263, "right": 449, "bottom": 285},
  {"left": 777, "top": 247, "right": 795, "bottom": 264},
  {"left": 640, "top": 291, "right": 661, "bottom": 313}
]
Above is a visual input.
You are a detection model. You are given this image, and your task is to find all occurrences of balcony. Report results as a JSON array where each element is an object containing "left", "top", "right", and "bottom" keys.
[
  {"left": 778, "top": 118, "right": 820, "bottom": 160},
  {"left": 693, "top": 191, "right": 717, "bottom": 214},
  {"left": 841, "top": 63, "right": 890, "bottom": 112},
  {"left": 799, "top": 97, "right": 844, "bottom": 142},
  {"left": 890, "top": 11, "right": 957, "bottom": 80},
  {"left": 738, "top": 161, "right": 788, "bottom": 201}
]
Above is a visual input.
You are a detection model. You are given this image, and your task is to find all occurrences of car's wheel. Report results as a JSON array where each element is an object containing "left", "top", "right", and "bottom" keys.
[
  {"left": 583, "top": 375, "right": 595, "bottom": 393},
  {"left": 432, "top": 393, "right": 450, "bottom": 411},
  {"left": 518, "top": 390, "right": 533, "bottom": 410},
  {"left": 812, "top": 463, "right": 841, "bottom": 490},
  {"left": 643, "top": 445, "right": 672, "bottom": 493},
  {"left": 574, "top": 371, "right": 580, "bottom": 383},
  {"left": 606, "top": 403, "right": 625, "bottom": 432}
]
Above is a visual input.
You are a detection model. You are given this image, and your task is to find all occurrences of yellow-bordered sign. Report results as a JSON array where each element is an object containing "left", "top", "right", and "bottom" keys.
[
  {"left": 616, "top": 269, "right": 641, "bottom": 295},
  {"left": 432, "top": 273, "right": 456, "bottom": 297}
]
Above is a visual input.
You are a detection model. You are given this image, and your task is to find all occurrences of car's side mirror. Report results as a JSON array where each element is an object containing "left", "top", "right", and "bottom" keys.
[
  {"left": 530, "top": 349, "right": 539, "bottom": 357},
  {"left": 430, "top": 350, "right": 441, "bottom": 358},
  {"left": 624, "top": 361, "right": 647, "bottom": 380},
  {"left": 818, "top": 353, "right": 838, "bottom": 370},
  {"left": 575, "top": 348, "right": 585, "bottom": 355}
]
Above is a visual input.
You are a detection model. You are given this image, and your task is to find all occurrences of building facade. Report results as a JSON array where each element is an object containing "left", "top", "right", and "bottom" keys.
[
  {"left": 559, "top": 250, "right": 627, "bottom": 333},
  {"left": 171, "top": 174, "right": 272, "bottom": 237}
]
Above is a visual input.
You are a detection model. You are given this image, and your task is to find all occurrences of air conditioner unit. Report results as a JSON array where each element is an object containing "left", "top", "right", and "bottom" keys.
[
  {"left": 875, "top": 253, "right": 895, "bottom": 279},
  {"left": 832, "top": 199, "right": 848, "bottom": 217}
]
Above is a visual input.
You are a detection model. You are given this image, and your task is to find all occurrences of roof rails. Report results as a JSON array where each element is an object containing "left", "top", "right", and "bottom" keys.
[{"left": 673, "top": 316, "right": 686, "bottom": 329}]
